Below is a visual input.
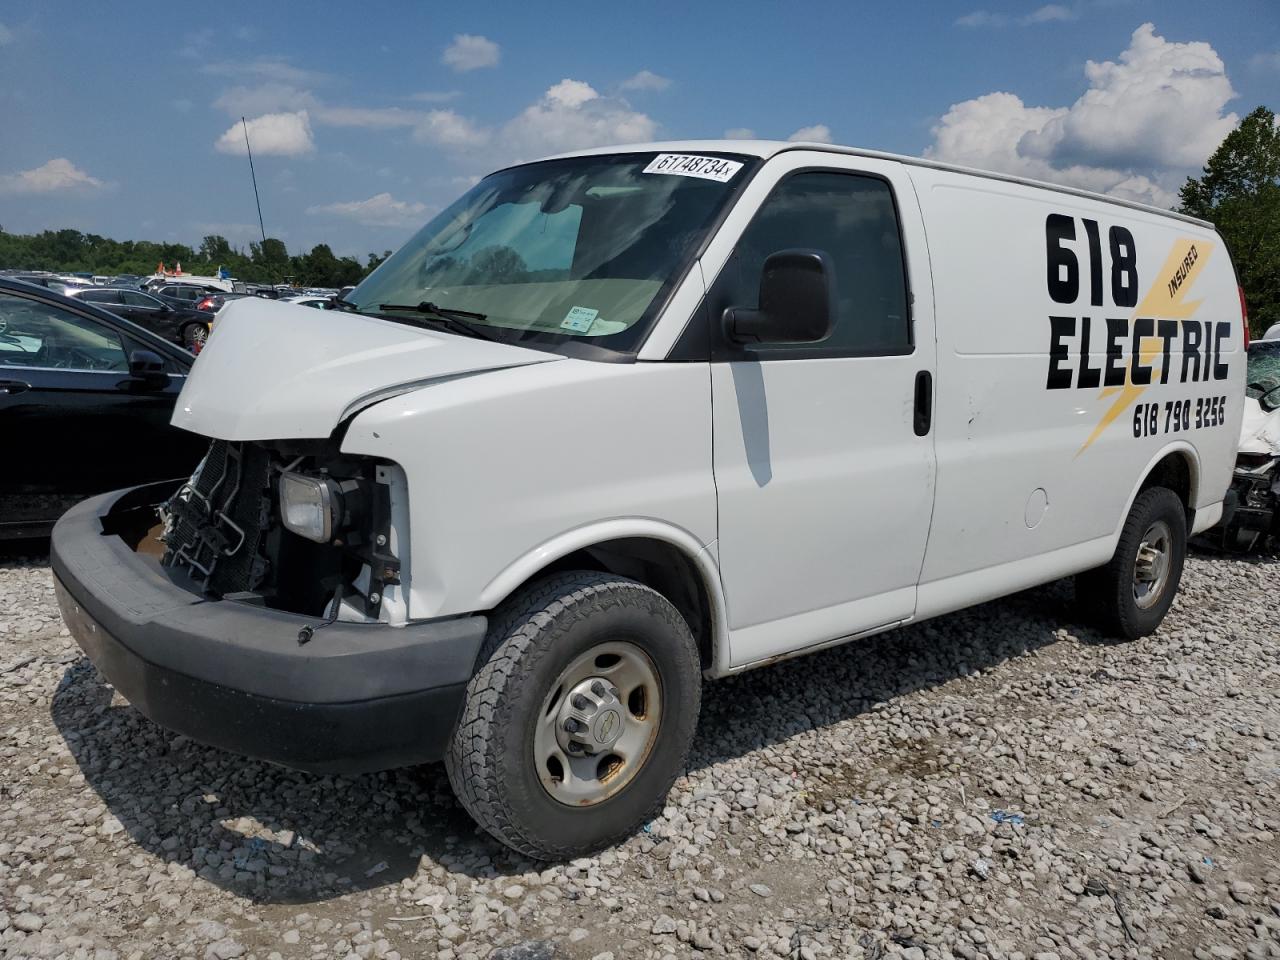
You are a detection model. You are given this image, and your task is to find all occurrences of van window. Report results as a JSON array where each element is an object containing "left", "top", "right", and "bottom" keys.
[{"left": 731, "top": 172, "right": 910, "bottom": 355}]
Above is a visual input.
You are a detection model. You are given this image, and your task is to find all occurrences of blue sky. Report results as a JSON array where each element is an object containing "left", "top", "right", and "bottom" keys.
[{"left": 0, "top": 0, "right": 1277, "bottom": 259}]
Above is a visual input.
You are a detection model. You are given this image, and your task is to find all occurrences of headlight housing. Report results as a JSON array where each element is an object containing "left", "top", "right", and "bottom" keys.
[{"left": 279, "top": 472, "right": 341, "bottom": 543}]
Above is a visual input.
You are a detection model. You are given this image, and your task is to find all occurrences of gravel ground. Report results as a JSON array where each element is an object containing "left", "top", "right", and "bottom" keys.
[{"left": 2, "top": 542, "right": 1278, "bottom": 960}]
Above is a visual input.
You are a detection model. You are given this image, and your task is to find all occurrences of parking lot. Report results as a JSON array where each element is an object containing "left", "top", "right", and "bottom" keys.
[{"left": 2, "top": 543, "right": 1277, "bottom": 960}]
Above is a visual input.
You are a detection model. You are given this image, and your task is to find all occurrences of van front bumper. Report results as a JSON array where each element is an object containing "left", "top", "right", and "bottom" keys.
[{"left": 51, "top": 485, "right": 487, "bottom": 774}]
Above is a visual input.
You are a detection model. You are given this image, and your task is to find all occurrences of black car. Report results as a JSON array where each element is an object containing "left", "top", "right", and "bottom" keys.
[
  {"left": 154, "top": 282, "right": 223, "bottom": 302},
  {"left": 7, "top": 274, "right": 77, "bottom": 295},
  {"left": 0, "top": 278, "right": 208, "bottom": 538},
  {"left": 70, "top": 287, "right": 212, "bottom": 351}
]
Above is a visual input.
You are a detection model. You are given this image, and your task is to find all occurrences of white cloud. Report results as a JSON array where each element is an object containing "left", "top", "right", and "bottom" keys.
[
  {"left": 926, "top": 23, "right": 1238, "bottom": 208},
  {"left": 307, "top": 193, "right": 430, "bottom": 228},
  {"left": 0, "top": 22, "right": 13, "bottom": 45},
  {"left": 201, "top": 58, "right": 328, "bottom": 87},
  {"left": 179, "top": 26, "right": 214, "bottom": 59},
  {"left": 956, "top": 10, "right": 1007, "bottom": 27},
  {"left": 957, "top": 6, "right": 1077, "bottom": 27},
  {"left": 0, "top": 158, "right": 104, "bottom": 194},
  {"left": 500, "top": 79, "right": 658, "bottom": 158},
  {"left": 620, "top": 70, "right": 671, "bottom": 92},
  {"left": 215, "top": 111, "right": 315, "bottom": 157},
  {"left": 414, "top": 110, "right": 490, "bottom": 148},
  {"left": 1022, "top": 4, "right": 1075, "bottom": 24},
  {"left": 213, "top": 83, "right": 317, "bottom": 117},
  {"left": 788, "top": 124, "right": 833, "bottom": 143},
  {"left": 201, "top": 74, "right": 658, "bottom": 169},
  {"left": 1249, "top": 51, "right": 1280, "bottom": 72},
  {"left": 408, "top": 90, "right": 462, "bottom": 103},
  {"left": 315, "top": 105, "right": 421, "bottom": 130},
  {"left": 442, "top": 34, "right": 500, "bottom": 72},
  {"left": 724, "top": 127, "right": 756, "bottom": 140},
  {"left": 546, "top": 79, "right": 599, "bottom": 109}
]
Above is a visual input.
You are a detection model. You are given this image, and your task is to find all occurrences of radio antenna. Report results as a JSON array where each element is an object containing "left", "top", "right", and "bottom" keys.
[{"left": 242, "top": 116, "right": 268, "bottom": 248}]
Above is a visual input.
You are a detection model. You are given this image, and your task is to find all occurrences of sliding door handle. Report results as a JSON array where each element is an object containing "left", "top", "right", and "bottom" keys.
[{"left": 913, "top": 370, "right": 932, "bottom": 437}]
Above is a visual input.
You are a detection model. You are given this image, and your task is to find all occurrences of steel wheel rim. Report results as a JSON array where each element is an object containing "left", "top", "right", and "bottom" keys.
[
  {"left": 533, "top": 640, "right": 662, "bottom": 807},
  {"left": 1133, "top": 519, "right": 1172, "bottom": 609}
]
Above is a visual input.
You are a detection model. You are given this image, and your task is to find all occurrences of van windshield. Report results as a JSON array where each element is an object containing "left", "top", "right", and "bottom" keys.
[{"left": 346, "top": 152, "right": 754, "bottom": 359}]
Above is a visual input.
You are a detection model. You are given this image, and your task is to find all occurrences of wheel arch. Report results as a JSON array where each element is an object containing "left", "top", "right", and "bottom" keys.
[
  {"left": 477, "top": 520, "right": 728, "bottom": 674},
  {"left": 1122, "top": 442, "right": 1200, "bottom": 535}
]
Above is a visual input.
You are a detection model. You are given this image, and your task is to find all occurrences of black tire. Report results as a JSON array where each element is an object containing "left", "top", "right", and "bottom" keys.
[
  {"left": 1075, "top": 486, "right": 1187, "bottom": 640},
  {"left": 445, "top": 571, "right": 701, "bottom": 860}
]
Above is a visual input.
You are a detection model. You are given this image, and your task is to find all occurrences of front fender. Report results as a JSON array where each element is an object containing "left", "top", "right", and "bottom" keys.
[{"left": 477, "top": 518, "right": 731, "bottom": 676}]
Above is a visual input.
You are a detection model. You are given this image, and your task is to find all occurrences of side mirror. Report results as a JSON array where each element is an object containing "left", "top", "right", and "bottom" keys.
[
  {"left": 1261, "top": 385, "right": 1280, "bottom": 413},
  {"left": 722, "top": 249, "right": 835, "bottom": 345},
  {"left": 127, "top": 349, "right": 168, "bottom": 390}
]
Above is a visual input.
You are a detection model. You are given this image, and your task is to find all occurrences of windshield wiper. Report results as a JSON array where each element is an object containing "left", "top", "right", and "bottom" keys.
[
  {"left": 377, "top": 301, "right": 497, "bottom": 341},
  {"left": 330, "top": 296, "right": 362, "bottom": 312}
]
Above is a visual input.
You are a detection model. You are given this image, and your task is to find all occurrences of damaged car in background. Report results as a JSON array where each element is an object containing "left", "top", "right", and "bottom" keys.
[{"left": 1209, "top": 336, "right": 1280, "bottom": 551}]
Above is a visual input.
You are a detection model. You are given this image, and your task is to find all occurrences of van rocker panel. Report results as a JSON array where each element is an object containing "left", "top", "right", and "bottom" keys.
[{"left": 51, "top": 488, "right": 488, "bottom": 772}]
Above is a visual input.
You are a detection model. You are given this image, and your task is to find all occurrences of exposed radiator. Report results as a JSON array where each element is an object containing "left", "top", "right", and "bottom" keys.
[{"left": 162, "top": 440, "right": 273, "bottom": 594}]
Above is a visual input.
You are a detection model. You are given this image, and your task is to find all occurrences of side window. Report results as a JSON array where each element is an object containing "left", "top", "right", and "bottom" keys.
[
  {"left": 728, "top": 171, "right": 910, "bottom": 354},
  {"left": 83, "top": 289, "right": 122, "bottom": 304},
  {"left": 0, "top": 293, "right": 130, "bottom": 372},
  {"left": 121, "top": 291, "right": 156, "bottom": 307}
]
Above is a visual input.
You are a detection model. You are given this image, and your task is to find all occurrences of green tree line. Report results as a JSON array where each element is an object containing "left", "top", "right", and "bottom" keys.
[
  {"left": 0, "top": 227, "right": 393, "bottom": 289},
  {"left": 1180, "top": 105, "right": 1279, "bottom": 338}
]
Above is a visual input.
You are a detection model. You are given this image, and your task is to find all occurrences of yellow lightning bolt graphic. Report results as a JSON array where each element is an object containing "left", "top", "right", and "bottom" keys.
[{"left": 1076, "top": 238, "right": 1213, "bottom": 455}]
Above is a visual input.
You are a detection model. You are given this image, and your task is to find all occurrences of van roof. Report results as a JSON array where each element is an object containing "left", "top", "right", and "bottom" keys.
[{"left": 537, "top": 139, "right": 1212, "bottom": 230}]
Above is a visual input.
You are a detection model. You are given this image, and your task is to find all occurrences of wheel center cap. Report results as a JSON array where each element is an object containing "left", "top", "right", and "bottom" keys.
[
  {"left": 594, "top": 708, "right": 622, "bottom": 747},
  {"left": 555, "top": 676, "right": 625, "bottom": 755}
]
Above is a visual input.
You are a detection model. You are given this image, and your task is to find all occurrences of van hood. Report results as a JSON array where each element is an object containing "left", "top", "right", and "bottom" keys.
[{"left": 171, "top": 297, "right": 561, "bottom": 441}]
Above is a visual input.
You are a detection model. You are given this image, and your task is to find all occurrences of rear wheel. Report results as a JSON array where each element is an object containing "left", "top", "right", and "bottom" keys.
[
  {"left": 182, "top": 323, "right": 208, "bottom": 353},
  {"left": 1075, "top": 486, "right": 1187, "bottom": 640},
  {"left": 445, "top": 571, "right": 701, "bottom": 860}
]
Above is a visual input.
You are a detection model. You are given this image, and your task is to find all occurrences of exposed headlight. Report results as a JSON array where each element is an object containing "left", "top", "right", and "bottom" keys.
[{"left": 279, "top": 472, "right": 340, "bottom": 543}]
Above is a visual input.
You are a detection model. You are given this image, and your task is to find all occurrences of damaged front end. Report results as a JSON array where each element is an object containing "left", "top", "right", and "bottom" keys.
[
  {"left": 159, "top": 439, "right": 407, "bottom": 626},
  {"left": 1211, "top": 454, "right": 1280, "bottom": 553}
]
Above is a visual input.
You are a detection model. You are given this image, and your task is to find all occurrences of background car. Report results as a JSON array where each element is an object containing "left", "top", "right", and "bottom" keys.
[
  {"left": 0, "top": 278, "right": 207, "bottom": 538},
  {"left": 281, "top": 294, "right": 335, "bottom": 310},
  {"left": 194, "top": 291, "right": 251, "bottom": 313},
  {"left": 6, "top": 273, "right": 79, "bottom": 295},
  {"left": 68, "top": 287, "right": 212, "bottom": 352},
  {"left": 152, "top": 282, "right": 224, "bottom": 303}
]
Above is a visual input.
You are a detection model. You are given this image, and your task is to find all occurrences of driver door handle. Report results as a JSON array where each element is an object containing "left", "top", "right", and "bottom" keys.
[
  {"left": 913, "top": 371, "right": 932, "bottom": 437},
  {"left": 0, "top": 379, "right": 31, "bottom": 395}
]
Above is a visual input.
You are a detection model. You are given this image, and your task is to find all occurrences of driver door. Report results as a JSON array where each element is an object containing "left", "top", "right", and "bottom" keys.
[{"left": 705, "top": 155, "right": 938, "bottom": 666}]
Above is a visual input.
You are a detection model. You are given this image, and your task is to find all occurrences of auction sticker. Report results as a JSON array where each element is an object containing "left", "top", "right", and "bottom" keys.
[
  {"left": 643, "top": 154, "right": 743, "bottom": 182},
  {"left": 560, "top": 305, "right": 600, "bottom": 333}
]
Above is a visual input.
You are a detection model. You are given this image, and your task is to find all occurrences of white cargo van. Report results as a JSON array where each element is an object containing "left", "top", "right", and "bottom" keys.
[{"left": 53, "top": 141, "right": 1246, "bottom": 859}]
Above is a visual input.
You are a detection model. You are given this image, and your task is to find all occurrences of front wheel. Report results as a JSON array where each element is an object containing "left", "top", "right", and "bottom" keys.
[
  {"left": 445, "top": 571, "right": 702, "bottom": 860},
  {"left": 1075, "top": 486, "right": 1187, "bottom": 640}
]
